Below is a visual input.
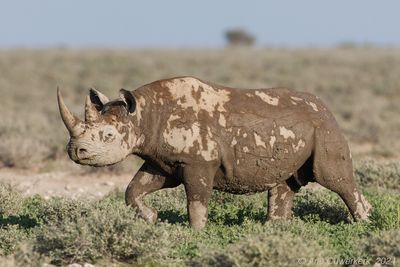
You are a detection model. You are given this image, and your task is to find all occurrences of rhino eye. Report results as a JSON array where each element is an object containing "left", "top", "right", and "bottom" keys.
[{"left": 102, "top": 127, "right": 116, "bottom": 142}]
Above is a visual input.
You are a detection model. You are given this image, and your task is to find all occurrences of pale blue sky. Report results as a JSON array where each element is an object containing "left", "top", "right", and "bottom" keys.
[{"left": 0, "top": 0, "right": 399, "bottom": 47}]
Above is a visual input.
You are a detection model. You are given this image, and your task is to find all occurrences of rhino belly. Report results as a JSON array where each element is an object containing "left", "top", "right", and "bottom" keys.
[{"left": 213, "top": 142, "right": 313, "bottom": 194}]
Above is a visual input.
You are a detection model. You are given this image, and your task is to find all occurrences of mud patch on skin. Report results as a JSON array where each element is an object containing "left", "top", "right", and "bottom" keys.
[
  {"left": 279, "top": 126, "right": 295, "bottom": 139},
  {"left": 231, "top": 137, "right": 238, "bottom": 147},
  {"left": 292, "top": 139, "right": 305, "bottom": 152},
  {"left": 199, "top": 127, "right": 218, "bottom": 161},
  {"left": 254, "top": 132, "right": 266, "bottom": 148},
  {"left": 245, "top": 93, "right": 254, "bottom": 98},
  {"left": 199, "top": 177, "right": 207, "bottom": 187},
  {"left": 306, "top": 101, "right": 319, "bottom": 112},
  {"left": 139, "top": 173, "right": 153, "bottom": 185},
  {"left": 290, "top": 96, "right": 303, "bottom": 102},
  {"left": 290, "top": 96, "right": 318, "bottom": 112},
  {"left": 353, "top": 190, "right": 372, "bottom": 220},
  {"left": 269, "top": 135, "right": 276, "bottom": 148},
  {"left": 135, "top": 95, "right": 146, "bottom": 126},
  {"left": 133, "top": 192, "right": 157, "bottom": 223},
  {"left": 189, "top": 201, "right": 207, "bottom": 229},
  {"left": 163, "top": 116, "right": 201, "bottom": 154},
  {"left": 218, "top": 113, "right": 226, "bottom": 127},
  {"left": 255, "top": 91, "right": 279, "bottom": 106},
  {"left": 162, "top": 115, "right": 218, "bottom": 161},
  {"left": 268, "top": 187, "right": 279, "bottom": 219},
  {"left": 162, "top": 77, "right": 231, "bottom": 117}
]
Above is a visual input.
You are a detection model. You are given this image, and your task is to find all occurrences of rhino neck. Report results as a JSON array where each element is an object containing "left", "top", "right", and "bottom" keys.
[{"left": 130, "top": 88, "right": 164, "bottom": 158}]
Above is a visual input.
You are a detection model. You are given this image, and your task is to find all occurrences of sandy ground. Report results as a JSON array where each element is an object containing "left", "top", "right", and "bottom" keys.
[{"left": 0, "top": 168, "right": 135, "bottom": 199}]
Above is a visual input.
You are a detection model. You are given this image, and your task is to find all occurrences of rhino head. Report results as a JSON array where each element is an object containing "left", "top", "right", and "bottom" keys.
[{"left": 57, "top": 88, "right": 142, "bottom": 167}]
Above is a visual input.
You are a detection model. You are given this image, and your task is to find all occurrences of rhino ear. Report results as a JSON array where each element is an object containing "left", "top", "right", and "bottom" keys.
[
  {"left": 89, "top": 88, "right": 109, "bottom": 111},
  {"left": 119, "top": 89, "right": 136, "bottom": 113}
]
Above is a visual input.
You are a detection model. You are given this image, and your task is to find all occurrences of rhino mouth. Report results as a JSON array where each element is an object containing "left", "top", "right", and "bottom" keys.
[{"left": 72, "top": 154, "right": 122, "bottom": 167}]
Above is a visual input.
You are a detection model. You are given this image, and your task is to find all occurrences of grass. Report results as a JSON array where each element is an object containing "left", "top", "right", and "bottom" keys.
[{"left": 0, "top": 160, "right": 399, "bottom": 266}]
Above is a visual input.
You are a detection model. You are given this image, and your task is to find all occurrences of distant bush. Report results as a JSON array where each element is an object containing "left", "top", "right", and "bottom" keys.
[
  {"left": 355, "top": 160, "right": 400, "bottom": 192},
  {"left": 225, "top": 29, "right": 255, "bottom": 47},
  {"left": 0, "top": 136, "right": 52, "bottom": 169},
  {"left": 0, "top": 116, "right": 55, "bottom": 169}
]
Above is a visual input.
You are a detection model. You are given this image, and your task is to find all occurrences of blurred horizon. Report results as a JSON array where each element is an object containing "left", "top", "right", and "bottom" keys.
[{"left": 1, "top": 0, "right": 399, "bottom": 48}]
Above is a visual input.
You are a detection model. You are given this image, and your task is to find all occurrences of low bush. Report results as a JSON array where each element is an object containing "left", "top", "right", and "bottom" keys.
[
  {"left": 0, "top": 225, "right": 26, "bottom": 256},
  {"left": 354, "top": 160, "right": 400, "bottom": 192},
  {"left": 359, "top": 229, "right": 400, "bottom": 265},
  {"left": 196, "top": 230, "right": 335, "bottom": 267},
  {"left": 33, "top": 194, "right": 187, "bottom": 265},
  {"left": 0, "top": 183, "right": 23, "bottom": 216}
]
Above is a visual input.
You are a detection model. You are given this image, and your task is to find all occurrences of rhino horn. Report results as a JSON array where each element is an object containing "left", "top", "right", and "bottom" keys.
[
  {"left": 57, "top": 87, "right": 83, "bottom": 136},
  {"left": 85, "top": 94, "right": 99, "bottom": 122},
  {"left": 85, "top": 88, "right": 110, "bottom": 122}
]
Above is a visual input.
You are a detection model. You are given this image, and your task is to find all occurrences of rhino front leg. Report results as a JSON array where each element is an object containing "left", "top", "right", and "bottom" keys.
[
  {"left": 125, "top": 162, "right": 181, "bottom": 223},
  {"left": 182, "top": 163, "right": 218, "bottom": 230},
  {"left": 267, "top": 182, "right": 295, "bottom": 221}
]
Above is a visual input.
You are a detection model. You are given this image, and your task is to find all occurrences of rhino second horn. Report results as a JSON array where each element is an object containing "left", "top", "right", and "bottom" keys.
[
  {"left": 57, "top": 88, "right": 83, "bottom": 136},
  {"left": 85, "top": 95, "right": 100, "bottom": 122}
]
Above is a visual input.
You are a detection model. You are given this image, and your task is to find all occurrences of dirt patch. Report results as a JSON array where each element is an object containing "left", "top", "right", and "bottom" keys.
[{"left": 0, "top": 168, "right": 134, "bottom": 199}]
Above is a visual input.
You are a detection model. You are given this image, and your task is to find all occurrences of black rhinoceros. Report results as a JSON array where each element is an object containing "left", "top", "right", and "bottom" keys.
[{"left": 57, "top": 76, "right": 371, "bottom": 229}]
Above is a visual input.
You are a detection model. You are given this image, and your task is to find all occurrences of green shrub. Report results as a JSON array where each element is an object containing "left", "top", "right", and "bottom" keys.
[
  {"left": 196, "top": 231, "right": 335, "bottom": 267},
  {"left": 293, "top": 189, "right": 351, "bottom": 224},
  {"left": 0, "top": 184, "right": 23, "bottom": 216},
  {"left": 0, "top": 225, "right": 26, "bottom": 256},
  {"left": 368, "top": 192, "right": 400, "bottom": 230},
  {"left": 36, "top": 197, "right": 92, "bottom": 225},
  {"left": 34, "top": 196, "right": 185, "bottom": 265}
]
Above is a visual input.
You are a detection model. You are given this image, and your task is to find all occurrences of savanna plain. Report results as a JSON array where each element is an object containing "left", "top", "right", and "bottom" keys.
[{"left": 0, "top": 47, "right": 399, "bottom": 266}]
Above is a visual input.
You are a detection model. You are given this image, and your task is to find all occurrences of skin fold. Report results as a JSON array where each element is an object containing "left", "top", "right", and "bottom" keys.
[{"left": 58, "top": 76, "right": 372, "bottom": 229}]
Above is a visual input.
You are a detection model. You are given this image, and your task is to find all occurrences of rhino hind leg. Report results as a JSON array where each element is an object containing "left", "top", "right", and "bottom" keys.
[
  {"left": 267, "top": 182, "right": 295, "bottom": 221},
  {"left": 312, "top": 127, "right": 372, "bottom": 221},
  {"left": 125, "top": 162, "right": 181, "bottom": 223}
]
